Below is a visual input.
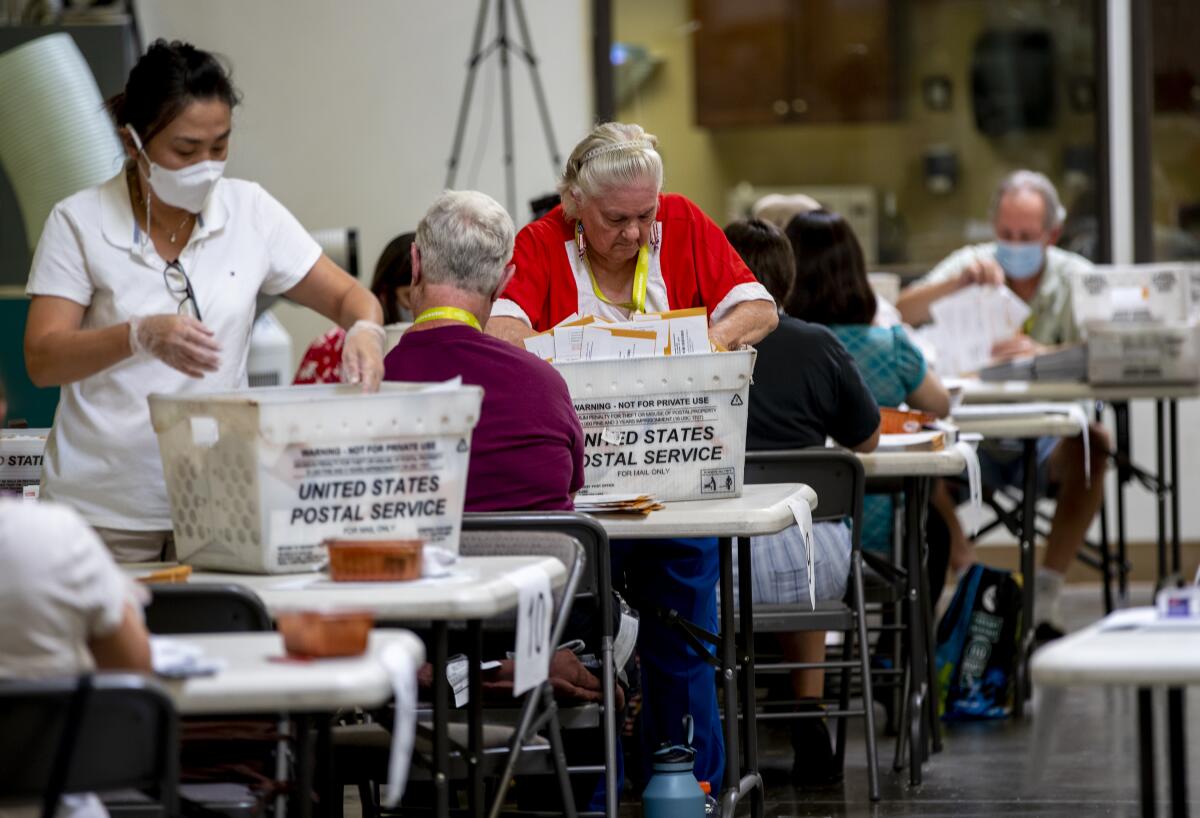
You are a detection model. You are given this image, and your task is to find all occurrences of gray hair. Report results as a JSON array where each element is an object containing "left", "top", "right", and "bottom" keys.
[
  {"left": 556, "top": 122, "right": 664, "bottom": 220},
  {"left": 990, "top": 169, "right": 1067, "bottom": 231},
  {"left": 415, "top": 190, "right": 515, "bottom": 296}
]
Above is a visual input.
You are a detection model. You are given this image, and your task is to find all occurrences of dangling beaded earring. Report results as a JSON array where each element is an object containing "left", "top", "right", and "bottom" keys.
[
  {"left": 576, "top": 221, "right": 587, "bottom": 260},
  {"left": 649, "top": 221, "right": 662, "bottom": 254}
]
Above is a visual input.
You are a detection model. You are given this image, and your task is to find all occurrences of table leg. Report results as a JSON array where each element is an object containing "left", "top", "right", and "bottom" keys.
[
  {"left": 1139, "top": 687, "right": 1156, "bottom": 818},
  {"left": 917, "top": 478, "right": 942, "bottom": 755},
  {"left": 1168, "top": 688, "right": 1187, "bottom": 818},
  {"left": 294, "top": 715, "right": 314, "bottom": 818},
  {"left": 1115, "top": 402, "right": 1132, "bottom": 602},
  {"left": 1156, "top": 401, "right": 1168, "bottom": 587},
  {"left": 717, "top": 535, "right": 742, "bottom": 816},
  {"left": 736, "top": 535, "right": 763, "bottom": 818},
  {"left": 1096, "top": 402, "right": 1115, "bottom": 614},
  {"left": 902, "top": 476, "right": 927, "bottom": 784},
  {"left": 1015, "top": 440, "right": 1038, "bottom": 719},
  {"left": 468, "top": 620, "right": 484, "bottom": 818},
  {"left": 432, "top": 621, "right": 450, "bottom": 818},
  {"left": 1169, "top": 400, "right": 1181, "bottom": 577}
]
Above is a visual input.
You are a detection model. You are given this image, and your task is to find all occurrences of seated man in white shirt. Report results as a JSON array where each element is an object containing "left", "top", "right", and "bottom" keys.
[
  {"left": 896, "top": 170, "right": 1109, "bottom": 641},
  {"left": 0, "top": 499, "right": 152, "bottom": 818}
]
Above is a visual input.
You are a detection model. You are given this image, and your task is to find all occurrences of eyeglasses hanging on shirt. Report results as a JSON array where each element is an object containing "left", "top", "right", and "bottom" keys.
[{"left": 164, "top": 260, "right": 203, "bottom": 322}]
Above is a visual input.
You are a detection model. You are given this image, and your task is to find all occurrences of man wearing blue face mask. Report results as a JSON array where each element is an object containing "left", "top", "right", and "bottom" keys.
[{"left": 897, "top": 170, "right": 1109, "bottom": 643}]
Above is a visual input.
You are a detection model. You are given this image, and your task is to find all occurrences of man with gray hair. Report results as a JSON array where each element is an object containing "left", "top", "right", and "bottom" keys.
[
  {"left": 384, "top": 190, "right": 585, "bottom": 511},
  {"left": 896, "top": 170, "right": 1108, "bottom": 642}
]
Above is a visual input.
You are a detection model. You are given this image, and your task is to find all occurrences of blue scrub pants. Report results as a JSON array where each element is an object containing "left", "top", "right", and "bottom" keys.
[{"left": 612, "top": 536, "right": 724, "bottom": 787}]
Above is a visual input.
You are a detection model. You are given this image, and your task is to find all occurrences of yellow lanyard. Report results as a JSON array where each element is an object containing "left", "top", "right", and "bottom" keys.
[
  {"left": 584, "top": 244, "right": 650, "bottom": 314},
  {"left": 413, "top": 306, "right": 481, "bottom": 331}
]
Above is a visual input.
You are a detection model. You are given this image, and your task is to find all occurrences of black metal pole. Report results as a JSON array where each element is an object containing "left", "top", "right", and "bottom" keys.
[
  {"left": 511, "top": 0, "right": 564, "bottom": 175},
  {"left": 592, "top": 0, "right": 615, "bottom": 123},
  {"left": 1156, "top": 400, "right": 1168, "bottom": 586},
  {"left": 1169, "top": 400, "right": 1181, "bottom": 575},
  {"left": 1138, "top": 688, "right": 1156, "bottom": 818},
  {"left": 497, "top": 0, "right": 517, "bottom": 216},
  {"left": 446, "top": 0, "right": 494, "bottom": 188}
]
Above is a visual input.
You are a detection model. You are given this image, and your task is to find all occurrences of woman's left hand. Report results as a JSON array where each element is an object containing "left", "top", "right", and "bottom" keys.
[{"left": 342, "top": 320, "right": 387, "bottom": 392}]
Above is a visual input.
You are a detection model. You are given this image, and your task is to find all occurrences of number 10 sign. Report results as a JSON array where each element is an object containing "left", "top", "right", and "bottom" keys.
[{"left": 512, "top": 565, "right": 553, "bottom": 696}]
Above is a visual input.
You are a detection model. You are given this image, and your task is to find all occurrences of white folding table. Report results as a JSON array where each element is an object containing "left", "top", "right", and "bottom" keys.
[
  {"left": 956, "top": 378, "right": 1200, "bottom": 593},
  {"left": 159, "top": 629, "right": 423, "bottom": 818},
  {"left": 1031, "top": 609, "right": 1196, "bottom": 818},
  {"left": 594, "top": 482, "right": 817, "bottom": 818},
  {"left": 139, "top": 556, "right": 565, "bottom": 818}
]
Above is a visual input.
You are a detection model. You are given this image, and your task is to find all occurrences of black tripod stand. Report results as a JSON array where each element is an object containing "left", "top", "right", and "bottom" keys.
[{"left": 445, "top": 0, "right": 562, "bottom": 217}]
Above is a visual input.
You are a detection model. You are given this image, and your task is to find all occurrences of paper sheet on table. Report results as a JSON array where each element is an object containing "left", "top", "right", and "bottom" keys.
[
  {"left": 924, "top": 285, "right": 1032, "bottom": 376},
  {"left": 511, "top": 564, "right": 553, "bottom": 696},
  {"left": 380, "top": 641, "right": 418, "bottom": 808},
  {"left": 875, "top": 431, "right": 946, "bottom": 451},
  {"left": 786, "top": 497, "right": 816, "bottom": 610},
  {"left": 150, "top": 637, "right": 225, "bottom": 678},
  {"left": 953, "top": 402, "right": 1091, "bottom": 483}
]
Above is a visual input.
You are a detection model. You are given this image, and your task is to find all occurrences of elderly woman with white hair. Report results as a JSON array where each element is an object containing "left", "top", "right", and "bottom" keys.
[
  {"left": 487, "top": 123, "right": 777, "bottom": 794},
  {"left": 486, "top": 122, "right": 777, "bottom": 347}
]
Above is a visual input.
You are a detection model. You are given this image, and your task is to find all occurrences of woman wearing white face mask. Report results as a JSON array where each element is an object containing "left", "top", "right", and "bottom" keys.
[{"left": 23, "top": 40, "right": 386, "bottom": 562}]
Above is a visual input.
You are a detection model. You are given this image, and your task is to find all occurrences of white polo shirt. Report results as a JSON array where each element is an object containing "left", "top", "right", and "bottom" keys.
[{"left": 26, "top": 172, "right": 321, "bottom": 530}]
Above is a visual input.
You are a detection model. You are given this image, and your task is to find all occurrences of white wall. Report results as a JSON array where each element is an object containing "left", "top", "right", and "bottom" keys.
[{"left": 136, "top": 0, "right": 591, "bottom": 363}]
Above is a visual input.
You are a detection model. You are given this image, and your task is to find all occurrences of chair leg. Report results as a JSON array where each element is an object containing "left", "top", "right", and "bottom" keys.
[
  {"left": 852, "top": 554, "right": 882, "bottom": 802},
  {"left": 542, "top": 687, "right": 579, "bottom": 818},
  {"left": 834, "top": 630, "right": 852, "bottom": 769},
  {"left": 357, "top": 782, "right": 376, "bottom": 818},
  {"left": 892, "top": 643, "right": 911, "bottom": 773}
]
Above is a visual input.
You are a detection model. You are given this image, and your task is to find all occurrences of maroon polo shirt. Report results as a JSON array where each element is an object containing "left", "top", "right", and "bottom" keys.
[{"left": 383, "top": 324, "right": 585, "bottom": 512}]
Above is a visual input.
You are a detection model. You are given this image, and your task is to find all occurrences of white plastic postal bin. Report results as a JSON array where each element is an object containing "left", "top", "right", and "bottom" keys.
[
  {"left": 0, "top": 429, "right": 47, "bottom": 497},
  {"left": 553, "top": 350, "right": 756, "bottom": 502},
  {"left": 149, "top": 382, "right": 483, "bottom": 574},
  {"left": 1087, "top": 319, "right": 1200, "bottom": 384}
]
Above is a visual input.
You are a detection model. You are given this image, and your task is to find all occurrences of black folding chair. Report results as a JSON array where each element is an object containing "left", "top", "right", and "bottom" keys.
[
  {"left": 144, "top": 583, "right": 273, "bottom": 634},
  {"left": 743, "top": 448, "right": 881, "bottom": 801},
  {"left": 0, "top": 674, "right": 179, "bottom": 818},
  {"left": 141, "top": 581, "right": 280, "bottom": 818}
]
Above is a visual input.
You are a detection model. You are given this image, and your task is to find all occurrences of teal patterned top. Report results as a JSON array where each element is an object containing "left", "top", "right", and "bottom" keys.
[{"left": 830, "top": 324, "right": 929, "bottom": 553}]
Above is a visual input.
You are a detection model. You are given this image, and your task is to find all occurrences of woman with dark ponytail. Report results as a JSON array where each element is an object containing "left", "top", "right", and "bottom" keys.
[{"left": 23, "top": 40, "right": 386, "bottom": 561}]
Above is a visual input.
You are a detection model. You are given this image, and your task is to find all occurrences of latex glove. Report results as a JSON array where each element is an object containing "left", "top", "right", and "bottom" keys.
[
  {"left": 342, "top": 320, "right": 386, "bottom": 392},
  {"left": 129, "top": 314, "right": 221, "bottom": 378}
]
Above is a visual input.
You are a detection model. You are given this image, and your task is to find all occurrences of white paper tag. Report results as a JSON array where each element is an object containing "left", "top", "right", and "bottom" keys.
[
  {"left": 511, "top": 565, "right": 553, "bottom": 697},
  {"left": 613, "top": 609, "right": 639, "bottom": 670},
  {"left": 954, "top": 440, "right": 985, "bottom": 535},
  {"left": 380, "top": 641, "right": 417, "bottom": 808},
  {"left": 447, "top": 654, "right": 469, "bottom": 708},
  {"left": 786, "top": 497, "right": 816, "bottom": 610}
]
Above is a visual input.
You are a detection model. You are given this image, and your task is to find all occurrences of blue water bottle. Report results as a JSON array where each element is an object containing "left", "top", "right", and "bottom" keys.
[{"left": 642, "top": 715, "right": 706, "bottom": 818}]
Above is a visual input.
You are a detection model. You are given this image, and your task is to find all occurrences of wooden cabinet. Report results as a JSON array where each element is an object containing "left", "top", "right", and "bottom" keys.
[
  {"left": 1152, "top": 0, "right": 1200, "bottom": 113},
  {"left": 693, "top": 0, "right": 905, "bottom": 127}
]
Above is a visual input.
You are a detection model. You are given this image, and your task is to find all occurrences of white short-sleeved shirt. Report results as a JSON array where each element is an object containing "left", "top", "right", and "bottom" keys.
[
  {"left": 919, "top": 242, "right": 1094, "bottom": 346},
  {"left": 0, "top": 499, "right": 137, "bottom": 678},
  {"left": 26, "top": 172, "right": 321, "bottom": 530},
  {"left": 0, "top": 499, "right": 143, "bottom": 818}
]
